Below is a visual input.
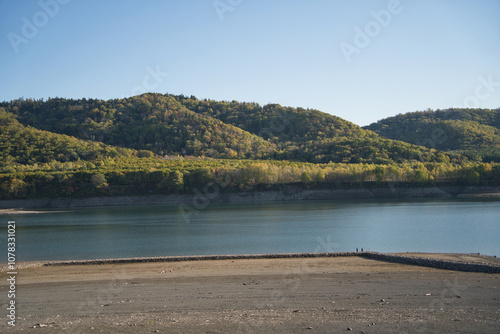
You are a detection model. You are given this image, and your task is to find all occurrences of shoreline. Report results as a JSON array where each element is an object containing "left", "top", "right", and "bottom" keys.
[
  {"left": 3, "top": 252, "right": 500, "bottom": 274},
  {"left": 1, "top": 184, "right": 499, "bottom": 210},
  {"left": 0, "top": 208, "right": 63, "bottom": 215}
]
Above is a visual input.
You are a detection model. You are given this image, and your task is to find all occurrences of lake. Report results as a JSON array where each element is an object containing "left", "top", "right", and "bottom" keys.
[{"left": 3, "top": 198, "right": 500, "bottom": 261}]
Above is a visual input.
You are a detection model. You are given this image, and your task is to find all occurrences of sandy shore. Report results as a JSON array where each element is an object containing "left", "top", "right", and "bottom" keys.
[
  {"left": 0, "top": 209, "right": 53, "bottom": 215},
  {"left": 0, "top": 253, "right": 499, "bottom": 333}
]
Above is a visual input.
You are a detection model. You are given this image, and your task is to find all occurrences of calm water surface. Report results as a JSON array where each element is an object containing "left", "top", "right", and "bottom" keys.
[{"left": 3, "top": 198, "right": 500, "bottom": 261}]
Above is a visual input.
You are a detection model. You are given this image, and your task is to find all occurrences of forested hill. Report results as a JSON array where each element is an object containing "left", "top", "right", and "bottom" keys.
[
  {"left": 174, "top": 95, "right": 456, "bottom": 163},
  {"left": 0, "top": 110, "right": 137, "bottom": 166},
  {"left": 364, "top": 108, "right": 500, "bottom": 162},
  {"left": 3, "top": 95, "right": 500, "bottom": 200},
  {"left": 1, "top": 94, "right": 273, "bottom": 160},
  {"left": 176, "top": 95, "right": 366, "bottom": 143},
  {"left": 0, "top": 94, "right": 454, "bottom": 164}
]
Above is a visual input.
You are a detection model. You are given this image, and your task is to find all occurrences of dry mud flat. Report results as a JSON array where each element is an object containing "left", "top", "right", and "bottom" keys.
[{"left": 0, "top": 254, "right": 499, "bottom": 333}]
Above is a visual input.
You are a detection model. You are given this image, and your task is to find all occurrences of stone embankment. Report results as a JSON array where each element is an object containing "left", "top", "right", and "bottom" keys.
[
  {"left": 43, "top": 252, "right": 356, "bottom": 266},
  {"left": 42, "top": 252, "right": 500, "bottom": 273},
  {"left": 359, "top": 252, "right": 500, "bottom": 274}
]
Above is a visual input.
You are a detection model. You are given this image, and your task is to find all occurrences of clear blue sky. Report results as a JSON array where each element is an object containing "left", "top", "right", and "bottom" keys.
[{"left": 1, "top": 0, "right": 499, "bottom": 126}]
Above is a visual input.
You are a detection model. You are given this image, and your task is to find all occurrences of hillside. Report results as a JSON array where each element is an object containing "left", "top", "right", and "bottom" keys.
[
  {"left": 364, "top": 108, "right": 500, "bottom": 161},
  {"left": 2, "top": 95, "right": 272, "bottom": 160},
  {"left": 0, "top": 110, "right": 138, "bottom": 167},
  {"left": 1, "top": 96, "right": 499, "bottom": 200},
  {"left": 176, "top": 95, "right": 457, "bottom": 163},
  {"left": 0, "top": 94, "right": 455, "bottom": 164}
]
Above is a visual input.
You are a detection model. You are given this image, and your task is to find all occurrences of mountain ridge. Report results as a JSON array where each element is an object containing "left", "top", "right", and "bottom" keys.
[
  {"left": 364, "top": 108, "right": 500, "bottom": 162},
  {"left": 1, "top": 93, "right": 457, "bottom": 165},
  {"left": 2, "top": 95, "right": 499, "bottom": 200}
]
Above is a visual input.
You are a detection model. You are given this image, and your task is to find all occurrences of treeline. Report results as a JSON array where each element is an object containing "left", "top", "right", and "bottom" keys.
[
  {"left": 1, "top": 157, "right": 498, "bottom": 200},
  {"left": 365, "top": 108, "right": 500, "bottom": 161},
  {"left": 0, "top": 94, "right": 458, "bottom": 164}
]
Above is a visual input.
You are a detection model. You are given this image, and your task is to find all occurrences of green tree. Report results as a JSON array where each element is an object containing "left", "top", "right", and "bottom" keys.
[
  {"left": 137, "top": 150, "right": 154, "bottom": 158},
  {"left": 90, "top": 173, "right": 107, "bottom": 188},
  {"left": 314, "top": 169, "right": 325, "bottom": 182},
  {"left": 1, "top": 178, "right": 27, "bottom": 197},
  {"left": 413, "top": 169, "right": 430, "bottom": 185},
  {"left": 300, "top": 171, "right": 312, "bottom": 184},
  {"left": 170, "top": 170, "right": 184, "bottom": 192}
]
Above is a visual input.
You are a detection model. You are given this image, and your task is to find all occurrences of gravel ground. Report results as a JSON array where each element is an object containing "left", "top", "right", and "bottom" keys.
[{"left": 1, "top": 254, "right": 499, "bottom": 333}]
